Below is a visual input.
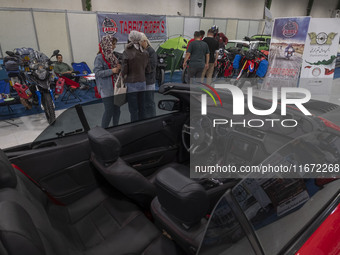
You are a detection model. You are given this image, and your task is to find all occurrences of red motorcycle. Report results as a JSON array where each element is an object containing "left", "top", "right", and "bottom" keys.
[
  {"left": 212, "top": 48, "right": 235, "bottom": 80},
  {"left": 234, "top": 50, "right": 268, "bottom": 88}
]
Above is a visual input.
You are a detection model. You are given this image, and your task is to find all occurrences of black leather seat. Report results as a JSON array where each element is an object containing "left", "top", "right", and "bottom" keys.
[
  {"left": 151, "top": 167, "right": 210, "bottom": 255},
  {"left": 88, "top": 126, "right": 157, "bottom": 208},
  {"left": 88, "top": 126, "right": 190, "bottom": 208},
  {"left": 0, "top": 150, "right": 182, "bottom": 255}
]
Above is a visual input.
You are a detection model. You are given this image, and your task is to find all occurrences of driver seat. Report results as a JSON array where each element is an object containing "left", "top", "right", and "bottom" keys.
[{"left": 88, "top": 127, "right": 191, "bottom": 208}]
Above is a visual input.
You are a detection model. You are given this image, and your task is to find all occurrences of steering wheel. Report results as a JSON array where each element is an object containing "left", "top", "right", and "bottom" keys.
[{"left": 182, "top": 115, "right": 214, "bottom": 155}]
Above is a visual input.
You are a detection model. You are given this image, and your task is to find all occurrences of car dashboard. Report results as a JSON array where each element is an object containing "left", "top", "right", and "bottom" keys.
[{"left": 191, "top": 104, "right": 321, "bottom": 168}]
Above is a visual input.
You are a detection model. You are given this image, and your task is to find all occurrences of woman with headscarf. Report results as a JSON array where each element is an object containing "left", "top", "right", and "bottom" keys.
[
  {"left": 122, "top": 30, "right": 149, "bottom": 122},
  {"left": 94, "top": 35, "right": 121, "bottom": 128},
  {"left": 141, "top": 33, "right": 157, "bottom": 118}
]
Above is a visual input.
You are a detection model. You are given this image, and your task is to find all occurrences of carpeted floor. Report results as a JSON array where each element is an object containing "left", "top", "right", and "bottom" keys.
[{"left": 0, "top": 85, "right": 96, "bottom": 120}]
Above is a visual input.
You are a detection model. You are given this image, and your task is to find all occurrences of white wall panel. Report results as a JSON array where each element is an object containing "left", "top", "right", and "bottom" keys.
[
  {"left": 258, "top": 20, "right": 265, "bottom": 34},
  {"left": 0, "top": 0, "right": 82, "bottom": 11},
  {"left": 310, "top": 0, "right": 337, "bottom": 18},
  {"left": 167, "top": 17, "right": 184, "bottom": 37},
  {"left": 226, "top": 19, "right": 238, "bottom": 40},
  {"left": 199, "top": 19, "right": 214, "bottom": 34},
  {"left": 33, "top": 11, "right": 72, "bottom": 66},
  {"left": 67, "top": 13, "right": 99, "bottom": 70},
  {"left": 115, "top": 44, "right": 126, "bottom": 54},
  {"left": 92, "top": 0, "right": 190, "bottom": 16},
  {"left": 270, "top": 0, "right": 309, "bottom": 18},
  {"left": 205, "top": 0, "right": 265, "bottom": 19},
  {"left": 0, "top": 10, "right": 38, "bottom": 57},
  {"left": 184, "top": 17, "right": 200, "bottom": 38},
  {"left": 214, "top": 19, "right": 228, "bottom": 35},
  {"left": 236, "top": 20, "right": 249, "bottom": 40},
  {"left": 150, "top": 41, "right": 163, "bottom": 51},
  {"left": 248, "top": 20, "right": 260, "bottom": 37}
]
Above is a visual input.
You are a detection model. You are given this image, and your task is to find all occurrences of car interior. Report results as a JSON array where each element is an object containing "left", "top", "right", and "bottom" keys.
[{"left": 0, "top": 84, "right": 339, "bottom": 255}]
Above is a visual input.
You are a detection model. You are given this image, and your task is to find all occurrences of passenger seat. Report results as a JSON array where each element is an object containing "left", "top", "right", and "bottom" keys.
[{"left": 0, "top": 150, "right": 183, "bottom": 255}]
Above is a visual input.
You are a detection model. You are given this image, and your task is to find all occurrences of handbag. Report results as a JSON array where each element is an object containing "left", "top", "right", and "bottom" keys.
[{"left": 114, "top": 72, "right": 127, "bottom": 106}]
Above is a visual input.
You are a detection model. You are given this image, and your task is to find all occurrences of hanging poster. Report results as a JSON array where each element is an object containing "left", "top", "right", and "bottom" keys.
[
  {"left": 263, "top": 17, "right": 311, "bottom": 89},
  {"left": 300, "top": 18, "right": 340, "bottom": 95},
  {"left": 97, "top": 13, "right": 167, "bottom": 43}
]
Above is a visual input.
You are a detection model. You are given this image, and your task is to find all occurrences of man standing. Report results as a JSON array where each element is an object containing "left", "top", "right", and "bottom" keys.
[
  {"left": 183, "top": 31, "right": 209, "bottom": 82},
  {"left": 202, "top": 29, "right": 219, "bottom": 84},
  {"left": 186, "top": 30, "right": 205, "bottom": 49},
  {"left": 211, "top": 25, "right": 228, "bottom": 48}
]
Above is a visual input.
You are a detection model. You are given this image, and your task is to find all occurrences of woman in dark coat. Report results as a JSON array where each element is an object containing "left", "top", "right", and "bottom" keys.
[{"left": 121, "top": 31, "right": 149, "bottom": 122}]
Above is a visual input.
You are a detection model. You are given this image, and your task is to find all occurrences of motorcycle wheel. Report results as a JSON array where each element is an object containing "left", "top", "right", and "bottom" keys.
[
  {"left": 182, "top": 67, "right": 188, "bottom": 84},
  {"left": 42, "top": 92, "right": 56, "bottom": 125},
  {"left": 212, "top": 67, "right": 220, "bottom": 80},
  {"left": 234, "top": 72, "right": 247, "bottom": 88},
  {"left": 159, "top": 69, "right": 165, "bottom": 85}
]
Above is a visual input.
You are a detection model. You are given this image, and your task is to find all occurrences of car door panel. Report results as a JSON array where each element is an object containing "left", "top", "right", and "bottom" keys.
[
  {"left": 113, "top": 112, "right": 188, "bottom": 173},
  {"left": 10, "top": 139, "right": 97, "bottom": 204},
  {"left": 7, "top": 112, "right": 187, "bottom": 203}
]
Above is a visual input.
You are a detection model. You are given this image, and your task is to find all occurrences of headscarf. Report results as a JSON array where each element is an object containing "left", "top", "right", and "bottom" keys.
[
  {"left": 99, "top": 34, "right": 118, "bottom": 69},
  {"left": 127, "top": 30, "right": 143, "bottom": 52},
  {"left": 140, "top": 33, "right": 150, "bottom": 48}
]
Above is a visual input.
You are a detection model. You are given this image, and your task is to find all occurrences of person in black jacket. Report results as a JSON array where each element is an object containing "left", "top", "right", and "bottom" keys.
[{"left": 141, "top": 33, "right": 157, "bottom": 118}]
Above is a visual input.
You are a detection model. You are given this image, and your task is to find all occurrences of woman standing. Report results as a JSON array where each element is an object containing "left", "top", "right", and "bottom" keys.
[
  {"left": 94, "top": 35, "right": 121, "bottom": 128},
  {"left": 141, "top": 33, "right": 157, "bottom": 118},
  {"left": 122, "top": 31, "right": 149, "bottom": 122}
]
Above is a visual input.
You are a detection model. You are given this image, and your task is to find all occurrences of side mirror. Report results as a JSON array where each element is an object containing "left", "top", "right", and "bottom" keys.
[
  {"left": 52, "top": 49, "right": 60, "bottom": 57},
  {"left": 5, "top": 51, "right": 15, "bottom": 57},
  {"left": 158, "top": 99, "right": 180, "bottom": 111}
]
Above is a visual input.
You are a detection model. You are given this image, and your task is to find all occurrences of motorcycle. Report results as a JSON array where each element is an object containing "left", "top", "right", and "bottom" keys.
[
  {"left": 212, "top": 48, "right": 235, "bottom": 80},
  {"left": 156, "top": 48, "right": 174, "bottom": 86},
  {"left": 284, "top": 48, "right": 294, "bottom": 60},
  {"left": 234, "top": 49, "right": 268, "bottom": 88},
  {"left": 6, "top": 49, "right": 60, "bottom": 124},
  {"left": 3, "top": 47, "right": 31, "bottom": 87}
]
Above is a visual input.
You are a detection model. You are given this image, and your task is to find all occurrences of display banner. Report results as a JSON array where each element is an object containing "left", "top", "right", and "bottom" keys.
[
  {"left": 300, "top": 18, "right": 340, "bottom": 94},
  {"left": 263, "top": 17, "right": 311, "bottom": 89},
  {"left": 97, "top": 13, "right": 167, "bottom": 43}
]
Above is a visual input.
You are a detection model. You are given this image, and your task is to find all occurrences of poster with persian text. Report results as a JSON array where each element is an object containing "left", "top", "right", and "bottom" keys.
[
  {"left": 263, "top": 17, "right": 311, "bottom": 89},
  {"left": 299, "top": 18, "right": 340, "bottom": 95}
]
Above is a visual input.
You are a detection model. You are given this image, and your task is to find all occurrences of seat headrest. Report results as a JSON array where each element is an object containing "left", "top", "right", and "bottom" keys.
[
  {"left": 0, "top": 150, "right": 17, "bottom": 189},
  {"left": 155, "top": 167, "right": 208, "bottom": 227},
  {"left": 88, "top": 126, "right": 121, "bottom": 166}
]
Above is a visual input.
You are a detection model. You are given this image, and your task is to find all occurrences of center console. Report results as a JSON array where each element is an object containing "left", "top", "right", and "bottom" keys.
[{"left": 227, "top": 137, "right": 258, "bottom": 166}]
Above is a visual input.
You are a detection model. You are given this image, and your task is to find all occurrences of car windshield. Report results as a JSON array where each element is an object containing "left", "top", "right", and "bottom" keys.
[
  {"left": 33, "top": 92, "right": 180, "bottom": 144},
  {"left": 198, "top": 177, "right": 339, "bottom": 255},
  {"left": 197, "top": 131, "right": 340, "bottom": 255}
]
